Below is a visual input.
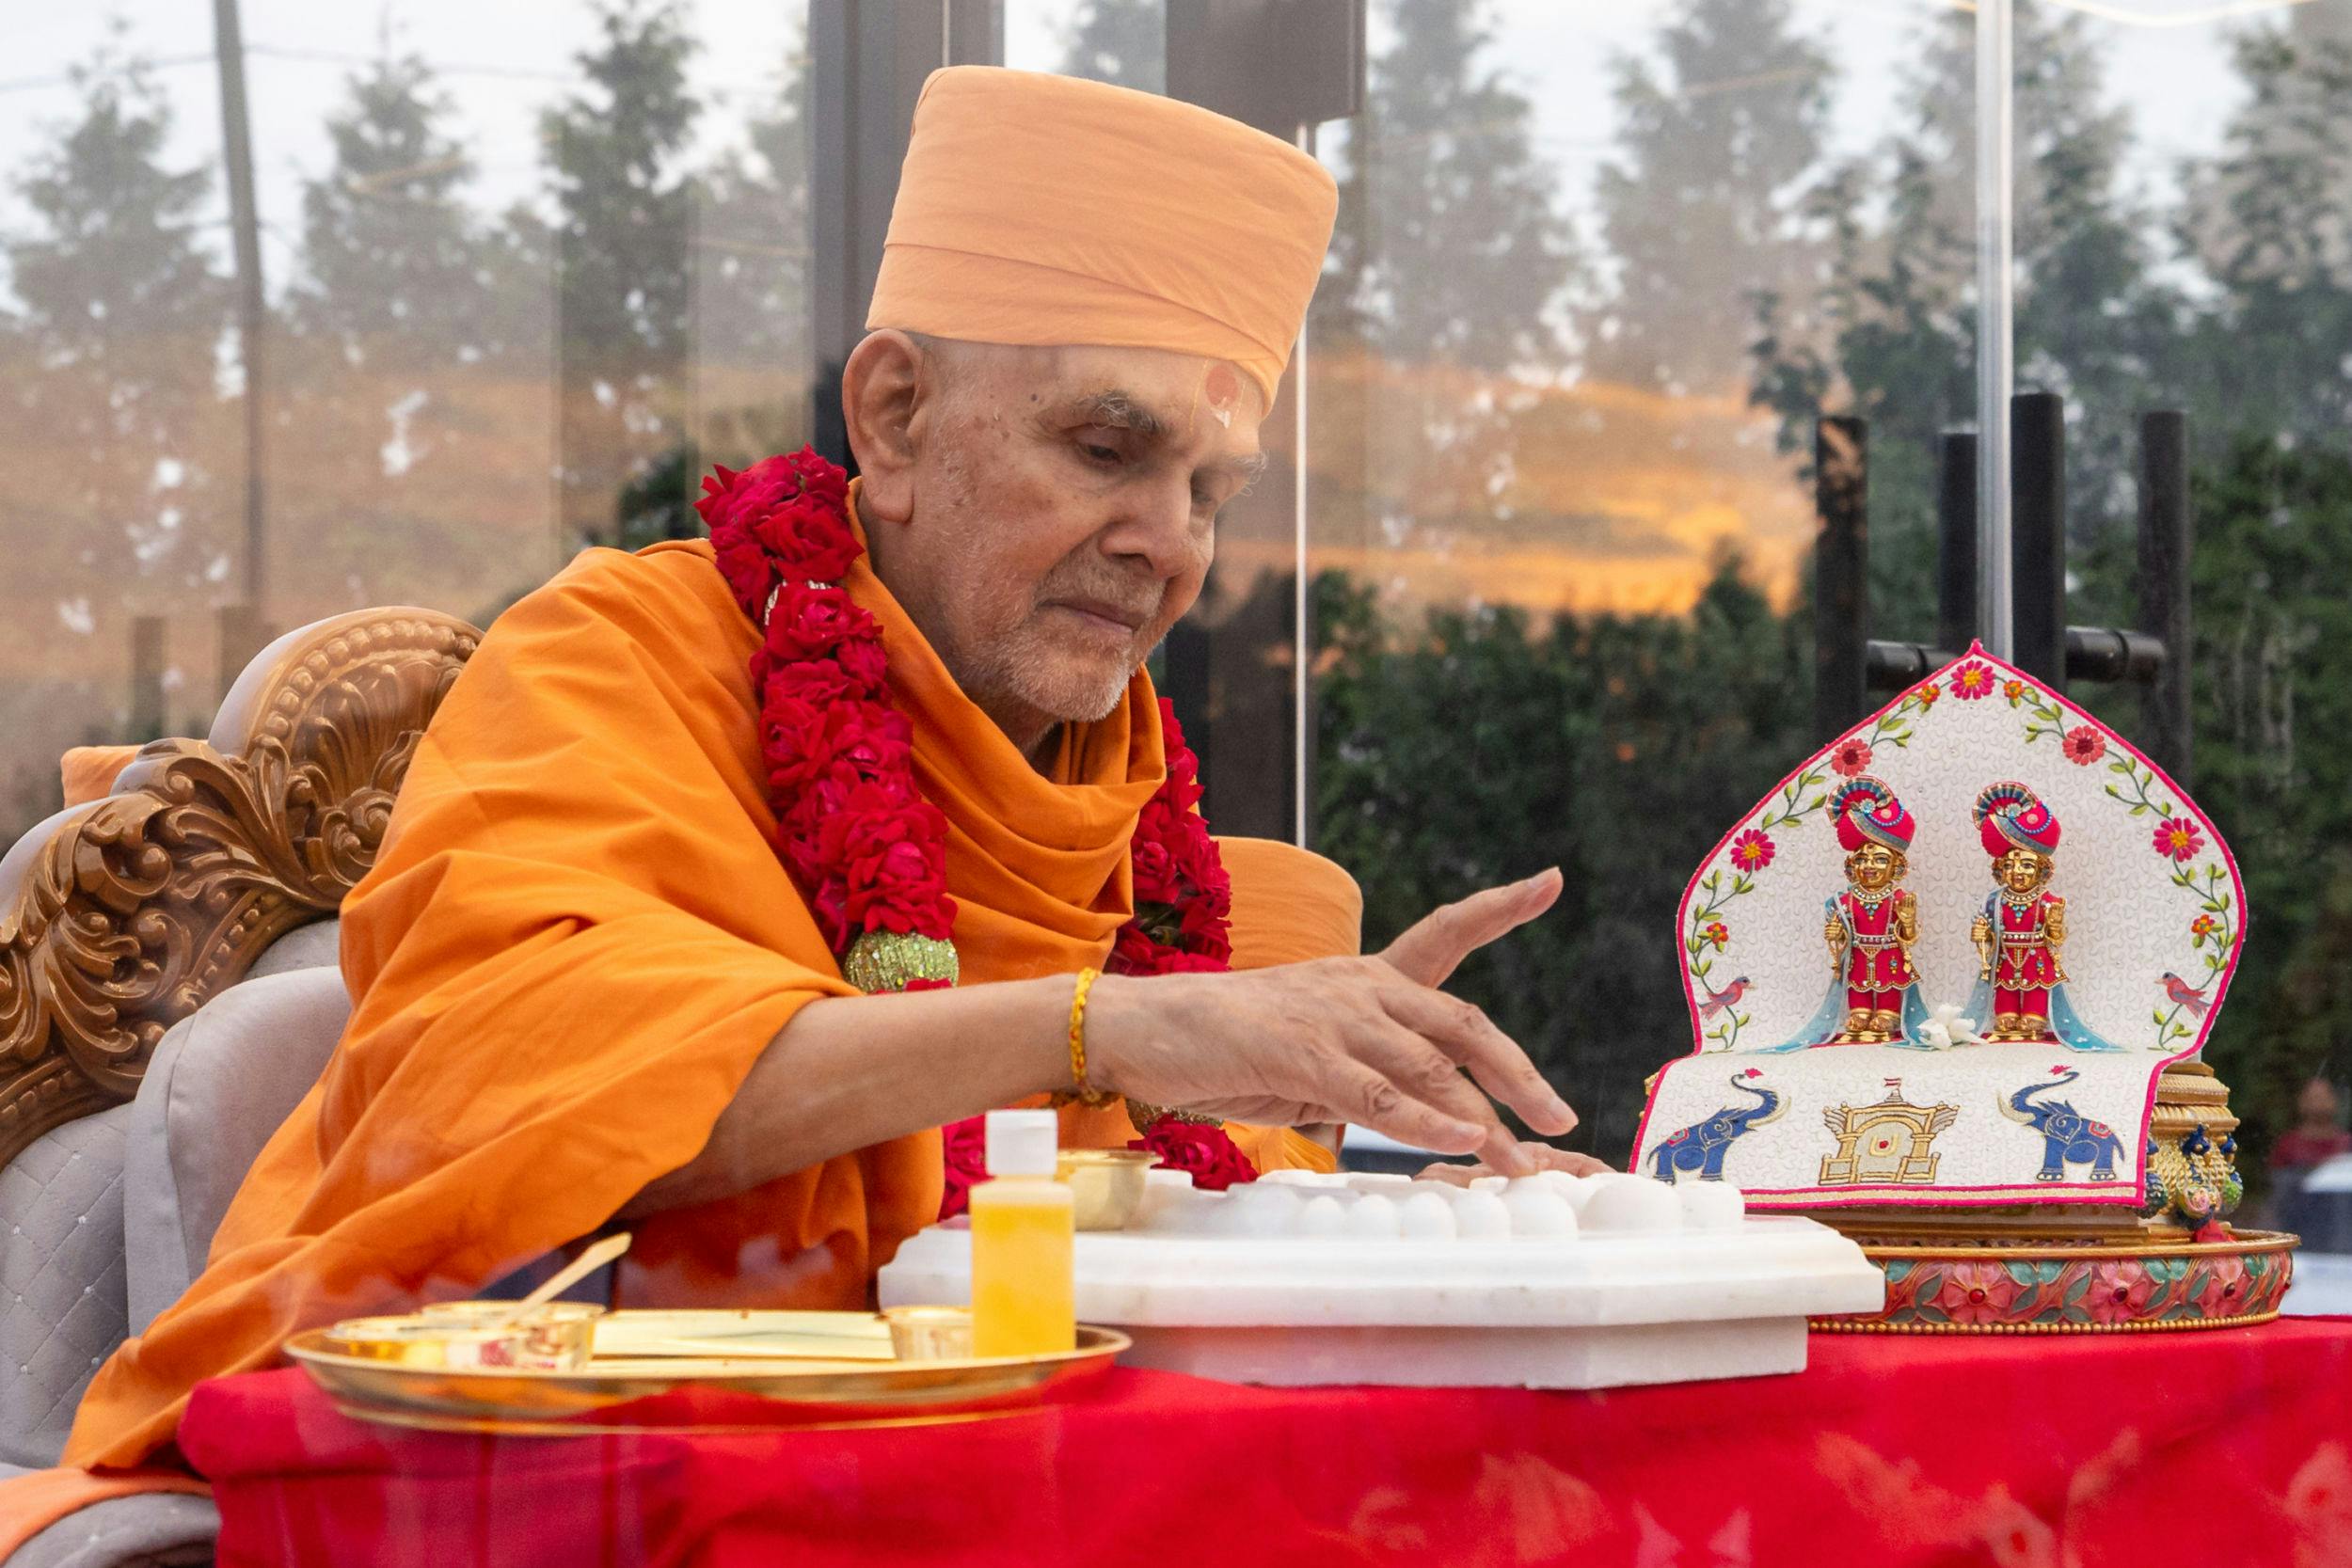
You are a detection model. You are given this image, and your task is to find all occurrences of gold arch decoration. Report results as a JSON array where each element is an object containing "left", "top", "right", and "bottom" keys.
[{"left": 0, "top": 608, "right": 481, "bottom": 1169}]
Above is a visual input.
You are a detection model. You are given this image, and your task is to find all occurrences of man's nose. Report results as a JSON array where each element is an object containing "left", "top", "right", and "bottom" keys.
[{"left": 1100, "top": 475, "right": 1204, "bottom": 580}]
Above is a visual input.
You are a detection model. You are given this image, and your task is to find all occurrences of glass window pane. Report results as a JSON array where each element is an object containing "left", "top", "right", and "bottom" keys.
[
  {"left": 2019, "top": 0, "right": 2352, "bottom": 1253},
  {"left": 0, "top": 0, "right": 811, "bottom": 842},
  {"left": 1309, "top": 0, "right": 1970, "bottom": 1152}
]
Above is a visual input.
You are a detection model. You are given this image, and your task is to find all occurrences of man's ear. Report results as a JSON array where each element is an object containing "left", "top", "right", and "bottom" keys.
[{"left": 841, "top": 330, "right": 927, "bottom": 526}]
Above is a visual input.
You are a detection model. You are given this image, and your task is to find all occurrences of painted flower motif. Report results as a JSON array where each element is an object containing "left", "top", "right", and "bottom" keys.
[
  {"left": 1949, "top": 661, "right": 1996, "bottom": 701},
  {"left": 2192, "top": 913, "right": 2218, "bottom": 941},
  {"left": 2085, "top": 1260, "right": 2156, "bottom": 1325},
  {"left": 1729, "top": 829, "right": 1776, "bottom": 874},
  {"left": 2198, "top": 1254, "right": 2249, "bottom": 1314},
  {"left": 2003, "top": 678, "right": 2027, "bottom": 703},
  {"left": 2062, "top": 724, "right": 2106, "bottom": 766},
  {"left": 1932, "top": 1260, "right": 2023, "bottom": 1326},
  {"left": 1830, "top": 737, "right": 1873, "bottom": 778},
  {"left": 2153, "top": 816, "right": 2205, "bottom": 863},
  {"left": 1914, "top": 680, "right": 1942, "bottom": 709},
  {"left": 1703, "top": 921, "right": 1729, "bottom": 951}
]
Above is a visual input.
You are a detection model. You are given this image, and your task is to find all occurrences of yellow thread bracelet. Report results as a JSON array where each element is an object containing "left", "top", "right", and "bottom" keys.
[{"left": 1068, "top": 966, "right": 1113, "bottom": 1106}]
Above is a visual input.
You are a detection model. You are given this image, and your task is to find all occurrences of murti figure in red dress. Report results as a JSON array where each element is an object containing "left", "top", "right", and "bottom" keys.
[
  {"left": 1818, "top": 777, "right": 1922, "bottom": 1045},
  {"left": 1969, "top": 782, "right": 2069, "bottom": 1045}
]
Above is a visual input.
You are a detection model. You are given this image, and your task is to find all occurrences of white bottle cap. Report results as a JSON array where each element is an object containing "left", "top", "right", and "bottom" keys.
[{"left": 984, "top": 1109, "right": 1059, "bottom": 1178}]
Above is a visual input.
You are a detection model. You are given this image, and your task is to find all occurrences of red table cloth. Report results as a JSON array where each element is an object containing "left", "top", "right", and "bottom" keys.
[{"left": 182, "top": 1318, "right": 2352, "bottom": 1568}]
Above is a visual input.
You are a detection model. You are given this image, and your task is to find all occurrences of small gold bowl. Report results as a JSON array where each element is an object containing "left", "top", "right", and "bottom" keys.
[
  {"left": 1056, "top": 1148, "right": 1157, "bottom": 1230},
  {"left": 325, "top": 1301, "right": 602, "bottom": 1371},
  {"left": 882, "top": 1305, "right": 974, "bottom": 1360}
]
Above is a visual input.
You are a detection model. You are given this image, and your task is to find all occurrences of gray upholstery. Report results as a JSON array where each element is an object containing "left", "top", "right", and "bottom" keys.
[
  {"left": 123, "top": 967, "right": 351, "bottom": 1336},
  {"left": 0, "top": 1106, "right": 132, "bottom": 1470},
  {"left": 8, "top": 1493, "right": 217, "bottom": 1568},
  {"left": 243, "top": 917, "right": 340, "bottom": 981}
]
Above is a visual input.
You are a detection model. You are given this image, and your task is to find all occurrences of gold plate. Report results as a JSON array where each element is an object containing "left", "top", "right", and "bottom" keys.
[{"left": 286, "top": 1316, "right": 1128, "bottom": 1434}]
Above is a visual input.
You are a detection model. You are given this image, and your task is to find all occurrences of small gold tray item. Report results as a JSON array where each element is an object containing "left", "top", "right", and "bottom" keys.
[
  {"left": 287, "top": 1308, "right": 1127, "bottom": 1435},
  {"left": 324, "top": 1301, "right": 603, "bottom": 1371},
  {"left": 1057, "top": 1148, "right": 1155, "bottom": 1230}
]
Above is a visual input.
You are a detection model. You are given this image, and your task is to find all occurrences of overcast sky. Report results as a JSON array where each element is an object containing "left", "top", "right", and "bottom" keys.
[{"left": 0, "top": 0, "right": 2299, "bottom": 298}]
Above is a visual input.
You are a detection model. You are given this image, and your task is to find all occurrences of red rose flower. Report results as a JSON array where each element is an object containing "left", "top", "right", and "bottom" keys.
[
  {"left": 1132, "top": 1119, "right": 1259, "bottom": 1191},
  {"left": 1829, "top": 737, "right": 1872, "bottom": 778},
  {"left": 1729, "top": 828, "right": 1776, "bottom": 873},
  {"left": 767, "top": 657, "right": 876, "bottom": 709},
  {"left": 765, "top": 585, "right": 878, "bottom": 663},
  {"left": 1177, "top": 894, "right": 1233, "bottom": 961},
  {"left": 2152, "top": 816, "right": 2205, "bottom": 863},
  {"left": 711, "top": 531, "right": 777, "bottom": 614},
  {"left": 749, "top": 491, "right": 861, "bottom": 583},
  {"left": 1131, "top": 839, "right": 1178, "bottom": 903},
  {"left": 2062, "top": 724, "right": 2105, "bottom": 767},
  {"left": 757, "top": 695, "right": 836, "bottom": 791},
  {"left": 935, "top": 1115, "right": 989, "bottom": 1221},
  {"left": 1949, "top": 660, "right": 1994, "bottom": 701},
  {"left": 828, "top": 703, "right": 915, "bottom": 784},
  {"left": 834, "top": 635, "right": 889, "bottom": 693}
]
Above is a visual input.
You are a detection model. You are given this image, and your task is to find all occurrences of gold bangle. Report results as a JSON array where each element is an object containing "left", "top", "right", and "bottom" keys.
[{"left": 1068, "top": 966, "right": 1114, "bottom": 1107}]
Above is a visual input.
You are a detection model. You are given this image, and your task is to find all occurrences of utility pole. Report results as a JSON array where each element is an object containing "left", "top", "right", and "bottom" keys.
[{"left": 213, "top": 0, "right": 271, "bottom": 684}]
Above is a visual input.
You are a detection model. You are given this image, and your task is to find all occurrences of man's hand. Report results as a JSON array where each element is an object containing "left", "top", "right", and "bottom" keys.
[
  {"left": 1084, "top": 870, "right": 1578, "bottom": 1175},
  {"left": 1415, "top": 1147, "right": 1614, "bottom": 1186}
]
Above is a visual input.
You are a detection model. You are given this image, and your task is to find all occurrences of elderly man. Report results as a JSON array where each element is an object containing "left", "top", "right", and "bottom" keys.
[{"left": 68, "top": 67, "right": 1585, "bottom": 1468}]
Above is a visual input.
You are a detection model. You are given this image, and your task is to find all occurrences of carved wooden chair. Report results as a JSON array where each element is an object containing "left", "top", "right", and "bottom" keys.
[{"left": 0, "top": 608, "right": 478, "bottom": 1481}]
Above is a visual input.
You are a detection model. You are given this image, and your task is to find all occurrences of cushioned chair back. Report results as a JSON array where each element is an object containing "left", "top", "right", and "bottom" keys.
[
  {"left": 0, "top": 1104, "right": 132, "bottom": 1470},
  {"left": 125, "top": 958, "right": 352, "bottom": 1338}
]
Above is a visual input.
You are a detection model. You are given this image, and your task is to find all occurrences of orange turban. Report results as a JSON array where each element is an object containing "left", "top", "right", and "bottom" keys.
[{"left": 866, "top": 67, "right": 1338, "bottom": 411}]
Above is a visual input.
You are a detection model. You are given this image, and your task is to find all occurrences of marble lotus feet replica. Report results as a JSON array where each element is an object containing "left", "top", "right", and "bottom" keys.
[{"left": 1631, "top": 643, "right": 2292, "bottom": 1332}]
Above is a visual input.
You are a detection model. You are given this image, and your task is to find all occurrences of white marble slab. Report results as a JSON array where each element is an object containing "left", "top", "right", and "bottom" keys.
[{"left": 877, "top": 1170, "right": 1887, "bottom": 1389}]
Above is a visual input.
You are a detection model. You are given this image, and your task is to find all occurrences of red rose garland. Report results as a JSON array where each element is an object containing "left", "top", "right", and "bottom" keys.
[{"left": 695, "top": 450, "right": 1258, "bottom": 1218}]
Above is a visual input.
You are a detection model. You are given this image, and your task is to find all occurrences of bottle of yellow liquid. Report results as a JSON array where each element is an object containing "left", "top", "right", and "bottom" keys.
[{"left": 968, "top": 1109, "right": 1075, "bottom": 1357}]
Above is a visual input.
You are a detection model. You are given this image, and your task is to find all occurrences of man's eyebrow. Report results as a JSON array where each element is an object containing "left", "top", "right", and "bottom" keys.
[
  {"left": 1062, "top": 388, "right": 1266, "bottom": 480},
  {"left": 1066, "top": 388, "right": 1168, "bottom": 436}
]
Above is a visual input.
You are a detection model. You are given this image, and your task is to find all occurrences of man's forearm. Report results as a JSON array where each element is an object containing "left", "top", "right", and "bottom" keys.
[{"left": 618, "top": 974, "right": 1078, "bottom": 1219}]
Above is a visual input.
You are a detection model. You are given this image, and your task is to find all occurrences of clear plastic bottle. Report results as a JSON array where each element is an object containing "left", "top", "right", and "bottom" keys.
[{"left": 968, "top": 1109, "right": 1075, "bottom": 1357}]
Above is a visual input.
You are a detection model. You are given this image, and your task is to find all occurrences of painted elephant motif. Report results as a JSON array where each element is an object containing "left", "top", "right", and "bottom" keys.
[
  {"left": 1997, "top": 1069, "right": 2124, "bottom": 1182},
  {"left": 1650, "top": 1073, "right": 1785, "bottom": 1182}
]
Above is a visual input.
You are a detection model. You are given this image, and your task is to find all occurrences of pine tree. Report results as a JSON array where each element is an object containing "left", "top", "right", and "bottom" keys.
[
  {"left": 692, "top": 36, "right": 813, "bottom": 469},
  {"left": 543, "top": 0, "right": 701, "bottom": 551},
  {"left": 1589, "top": 0, "right": 1835, "bottom": 399},
  {"left": 1057, "top": 0, "right": 1163, "bottom": 93},
  {"left": 290, "top": 51, "right": 505, "bottom": 368},
  {"left": 1320, "top": 0, "right": 1581, "bottom": 552},
  {"left": 1327, "top": 0, "right": 1572, "bottom": 373},
  {"left": 5, "top": 46, "right": 228, "bottom": 606},
  {"left": 2172, "top": 24, "right": 2352, "bottom": 454},
  {"left": 1749, "top": 5, "right": 2171, "bottom": 638}
]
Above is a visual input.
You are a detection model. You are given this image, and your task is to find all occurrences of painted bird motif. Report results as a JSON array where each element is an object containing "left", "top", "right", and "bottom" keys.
[
  {"left": 2160, "top": 971, "right": 2213, "bottom": 1020},
  {"left": 1698, "top": 976, "right": 1753, "bottom": 1021}
]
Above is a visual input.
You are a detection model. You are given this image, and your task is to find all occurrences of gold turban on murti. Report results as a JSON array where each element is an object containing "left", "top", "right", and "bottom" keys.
[{"left": 866, "top": 66, "right": 1339, "bottom": 411}]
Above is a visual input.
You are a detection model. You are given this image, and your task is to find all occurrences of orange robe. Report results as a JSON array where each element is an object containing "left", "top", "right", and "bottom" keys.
[{"left": 66, "top": 529, "right": 1354, "bottom": 1468}]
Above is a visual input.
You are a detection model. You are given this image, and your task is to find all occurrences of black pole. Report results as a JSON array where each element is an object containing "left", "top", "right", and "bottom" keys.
[
  {"left": 2011, "top": 391, "right": 2067, "bottom": 692},
  {"left": 2137, "top": 410, "right": 2193, "bottom": 786},
  {"left": 1814, "top": 416, "right": 1868, "bottom": 741},
  {"left": 1937, "top": 431, "right": 1979, "bottom": 655},
  {"left": 212, "top": 0, "right": 268, "bottom": 633},
  {"left": 808, "top": 3, "right": 1003, "bottom": 470}
]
